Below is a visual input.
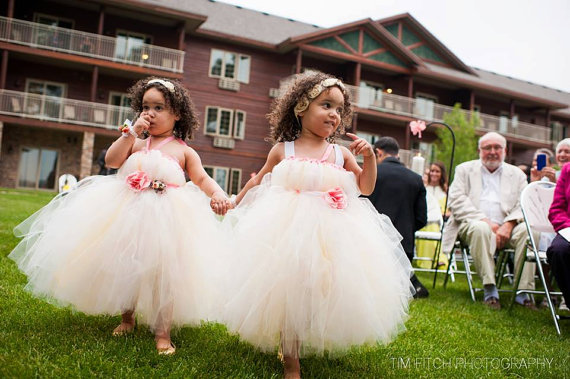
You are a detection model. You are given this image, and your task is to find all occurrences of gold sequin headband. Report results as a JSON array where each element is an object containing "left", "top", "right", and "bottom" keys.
[
  {"left": 147, "top": 78, "right": 175, "bottom": 93},
  {"left": 294, "top": 78, "right": 346, "bottom": 117}
]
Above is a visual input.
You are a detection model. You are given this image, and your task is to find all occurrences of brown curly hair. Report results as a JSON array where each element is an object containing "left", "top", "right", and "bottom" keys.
[
  {"left": 267, "top": 72, "right": 352, "bottom": 144},
  {"left": 128, "top": 77, "right": 199, "bottom": 141}
]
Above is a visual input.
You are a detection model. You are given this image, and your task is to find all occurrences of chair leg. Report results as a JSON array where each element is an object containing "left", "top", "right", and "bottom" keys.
[
  {"left": 462, "top": 246, "right": 477, "bottom": 302},
  {"left": 536, "top": 258, "right": 562, "bottom": 335},
  {"left": 508, "top": 253, "right": 526, "bottom": 311}
]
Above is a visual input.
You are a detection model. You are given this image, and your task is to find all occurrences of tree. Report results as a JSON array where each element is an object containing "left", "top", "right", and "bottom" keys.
[{"left": 434, "top": 103, "right": 479, "bottom": 182}]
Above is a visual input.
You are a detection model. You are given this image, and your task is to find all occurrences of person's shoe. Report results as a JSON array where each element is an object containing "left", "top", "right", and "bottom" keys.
[
  {"left": 157, "top": 341, "right": 176, "bottom": 356},
  {"left": 112, "top": 322, "right": 135, "bottom": 336},
  {"left": 559, "top": 298, "right": 569, "bottom": 312},
  {"left": 516, "top": 299, "right": 537, "bottom": 310},
  {"left": 413, "top": 283, "right": 429, "bottom": 298},
  {"left": 483, "top": 297, "right": 501, "bottom": 310}
]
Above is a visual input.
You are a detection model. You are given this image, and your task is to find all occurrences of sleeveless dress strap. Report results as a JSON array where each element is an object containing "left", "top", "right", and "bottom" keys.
[
  {"left": 333, "top": 144, "right": 344, "bottom": 166},
  {"left": 148, "top": 136, "right": 175, "bottom": 151},
  {"left": 319, "top": 144, "right": 335, "bottom": 162},
  {"left": 284, "top": 141, "right": 295, "bottom": 158}
]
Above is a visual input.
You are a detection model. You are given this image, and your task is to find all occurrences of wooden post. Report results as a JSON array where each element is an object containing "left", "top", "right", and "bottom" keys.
[
  {"left": 0, "top": 51, "right": 8, "bottom": 89},
  {"left": 177, "top": 22, "right": 185, "bottom": 51},
  {"left": 469, "top": 91, "right": 475, "bottom": 111},
  {"left": 295, "top": 49, "right": 302, "bottom": 74},
  {"left": 90, "top": 66, "right": 98, "bottom": 102}
]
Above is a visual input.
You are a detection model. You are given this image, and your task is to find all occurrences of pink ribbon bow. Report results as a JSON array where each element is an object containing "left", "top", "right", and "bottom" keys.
[
  {"left": 324, "top": 187, "right": 347, "bottom": 210},
  {"left": 410, "top": 120, "right": 427, "bottom": 138},
  {"left": 126, "top": 171, "right": 151, "bottom": 192}
]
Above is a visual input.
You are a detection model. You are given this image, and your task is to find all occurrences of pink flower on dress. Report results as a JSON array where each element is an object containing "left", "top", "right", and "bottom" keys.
[
  {"left": 324, "top": 187, "right": 347, "bottom": 209},
  {"left": 126, "top": 171, "right": 151, "bottom": 192},
  {"left": 410, "top": 120, "right": 427, "bottom": 138}
]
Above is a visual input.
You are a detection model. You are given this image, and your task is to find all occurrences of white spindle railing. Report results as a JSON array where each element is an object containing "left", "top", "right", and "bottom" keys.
[
  {"left": 0, "top": 89, "right": 135, "bottom": 129},
  {"left": 346, "top": 84, "right": 552, "bottom": 145},
  {"left": 0, "top": 16, "right": 184, "bottom": 73}
]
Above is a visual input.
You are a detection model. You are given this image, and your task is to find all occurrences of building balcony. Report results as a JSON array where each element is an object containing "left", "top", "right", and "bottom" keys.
[
  {"left": 0, "top": 16, "right": 184, "bottom": 73},
  {"left": 346, "top": 84, "right": 552, "bottom": 145},
  {"left": 0, "top": 89, "right": 135, "bottom": 130}
]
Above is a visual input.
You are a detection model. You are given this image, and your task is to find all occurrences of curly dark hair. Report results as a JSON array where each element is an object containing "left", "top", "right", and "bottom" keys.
[
  {"left": 267, "top": 72, "right": 352, "bottom": 144},
  {"left": 128, "top": 77, "right": 199, "bottom": 141}
]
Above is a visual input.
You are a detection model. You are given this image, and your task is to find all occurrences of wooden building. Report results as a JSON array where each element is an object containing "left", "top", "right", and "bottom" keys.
[{"left": 1, "top": 0, "right": 569, "bottom": 192}]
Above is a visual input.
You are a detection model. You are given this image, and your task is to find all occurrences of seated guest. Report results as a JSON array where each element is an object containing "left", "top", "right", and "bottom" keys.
[
  {"left": 442, "top": 132, "right": 534, "bottom": 309},
  {"left": 531, "top": 140, "right": 570, "bottom": 183},
  {"left": 416, "top": 162, "right": 449, "bottom": 269},
  {"left": 547, "top": 163, "right": 570, "bottom": 312}
]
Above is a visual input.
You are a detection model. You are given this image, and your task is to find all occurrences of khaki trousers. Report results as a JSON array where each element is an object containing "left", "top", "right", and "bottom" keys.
[{"left": 458, "top": 220, "right": 535, "bottom": 290}]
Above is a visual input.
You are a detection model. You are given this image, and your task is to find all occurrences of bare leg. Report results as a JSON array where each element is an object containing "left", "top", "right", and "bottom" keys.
[
  {"left": 282, "top": 338, "right": 301, "bottom": 379},
  {"left": 112, "top": 310, "right": 135, "bottom": 336},
  {"left": 155, "top": 304, "right": 175, "bottom": 355},
  {"left": 283, "top": 355, "right": 301, "bottom": 379}
]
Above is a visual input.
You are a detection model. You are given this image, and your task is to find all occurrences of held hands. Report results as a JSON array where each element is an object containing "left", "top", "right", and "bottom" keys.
[
  {"left": 346, "top": 133, "right": 374, "bottom": 157},
  {"left": 210, "top": 191, "right": 233, "bottom": 216},
  {"left": 530, "top": 166, "right": 556, "bottom": 183}
]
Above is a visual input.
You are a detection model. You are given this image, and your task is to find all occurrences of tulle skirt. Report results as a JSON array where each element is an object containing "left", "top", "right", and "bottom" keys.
[
  {"left": 9, "top": 175, "right": 223, "bottom": 331},
  {"left": 222, "top": 183, "right": 414, "bottom": 357}
]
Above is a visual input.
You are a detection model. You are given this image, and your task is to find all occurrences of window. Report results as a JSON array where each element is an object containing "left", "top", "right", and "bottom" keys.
[
  {"left": 25, "top": 79, "right": 66, "bottom": 119},
  {"left": 205, "top": 106, "right": 246, "bottom": 139},
  {"left": 356, "top": 131, "right": 381, "bottom": 145},
  {"left": 109, "top": 92, "right": 132, "bottom": 126},
  {"left": 499, "top": 112, "right": 509, "bottom": 133},
  {"left": 414, "top": 93, "right": 437, "bottom": 120},
  {"left": 115, "top": 31, "right": 152, "bottom": 63},
  {"left": 18, "top": 147, "right": 59, "bottom": 190},
  {"left": 33, "top": 13, "right": 73, "bottom": 49},
  {"left": 358, "top": 81, "right": 383, "bottom": 109},
  {"left": 203, "top": 166, "right": 242, "bottom": 195},
  {"left": 209, "top": 49, "right": 251, "bottom": 83}
]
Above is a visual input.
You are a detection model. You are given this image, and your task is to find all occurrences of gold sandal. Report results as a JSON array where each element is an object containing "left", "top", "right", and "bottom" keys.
[
  {"left": 112, "top": 323, "right": 135, "bottom": 336},
  {"left": 157, "top": 342, "right": 176, "bottom": 356}
]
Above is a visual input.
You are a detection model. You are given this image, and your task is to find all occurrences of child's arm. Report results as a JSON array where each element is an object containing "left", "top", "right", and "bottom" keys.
[
  {"left": 184, "top": 147, "right": 232, "bottom": 215},
  {"left": 342, "top": 133, "right": 376, "bottom": 195},
  {"left": 234, "top": 143, "right": 284, "bottom": 205},
  {"left": 106, "top": 115, "right": 150, "bottom": 168}
]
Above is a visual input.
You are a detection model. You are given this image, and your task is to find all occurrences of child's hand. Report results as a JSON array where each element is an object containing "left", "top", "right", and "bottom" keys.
[
  {"left": 210, "top": 191, "right": 232, "bottom": 216},
  {"left": 346, "top": 133, "right": 374, "bottom": 157},
  {"left": 133, "top": 113, "right": 151, "bottom": 137}
]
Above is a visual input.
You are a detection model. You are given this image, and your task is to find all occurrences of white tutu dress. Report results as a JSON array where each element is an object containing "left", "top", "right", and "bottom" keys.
[
  {"left": 9, "top": 136, "right": 222, "bottom": 331},
  {"left": 223, "top": 141, "right": 414, "bottom": 357}
]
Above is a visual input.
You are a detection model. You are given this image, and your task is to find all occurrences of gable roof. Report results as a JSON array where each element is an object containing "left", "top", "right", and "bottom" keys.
[
  {"left": 377, "top": 13, "right": 477, "bottom": 76},
  {"left": 278, "top": 18, "right": 426, "bottom": 72}
]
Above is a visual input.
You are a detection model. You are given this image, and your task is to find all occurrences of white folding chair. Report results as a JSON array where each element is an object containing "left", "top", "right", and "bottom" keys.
[
  {"left": 414, "top": 190, "right": 446, "bottom": 272},
  {"left": 511, "top": 180, "right": 567, "bottom": 334}
]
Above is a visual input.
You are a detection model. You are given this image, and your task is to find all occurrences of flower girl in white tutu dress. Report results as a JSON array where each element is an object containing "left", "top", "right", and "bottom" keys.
[
  {"left": 9, "top": 77, "right": 232, "bottom": 355},
  {"left": 223, "top": 72, "right": 414, "bottom": 378}
]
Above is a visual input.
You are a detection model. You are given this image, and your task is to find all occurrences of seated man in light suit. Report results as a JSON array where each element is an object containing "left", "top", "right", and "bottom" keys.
[{"left": 442, "top": 132, "right": 535, "bottom": 309}]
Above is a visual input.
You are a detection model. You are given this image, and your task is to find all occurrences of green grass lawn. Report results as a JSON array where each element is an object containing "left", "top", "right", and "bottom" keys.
[{"left": 1, "top": 188, "right": 569, "bottom": 378}]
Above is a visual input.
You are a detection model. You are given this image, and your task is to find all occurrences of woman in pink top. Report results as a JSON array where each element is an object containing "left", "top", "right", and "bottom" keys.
[{"left": 547, "top": 162, "right": 570, "bottom": 308}]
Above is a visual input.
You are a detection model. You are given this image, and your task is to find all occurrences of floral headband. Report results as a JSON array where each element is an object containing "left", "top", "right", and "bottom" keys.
[
  {"left": 294, "top": 78, "right": 346, "bottom": 117},
  {"left": 147, "top": 78, "right": 175, "bottom": 93}
]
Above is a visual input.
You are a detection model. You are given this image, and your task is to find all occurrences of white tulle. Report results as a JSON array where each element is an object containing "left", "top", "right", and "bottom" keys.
[
  {"left": 222, "top": 158, "right": 414, "bottom": 357},
  {"left": 9, "top": 150, "right": 224, "bottom": 332}
]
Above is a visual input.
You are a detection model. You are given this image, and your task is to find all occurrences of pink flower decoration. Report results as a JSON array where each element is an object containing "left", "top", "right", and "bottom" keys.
[
  {"left": 126, "top": 171, "right": 151, "bottom": 192},
  {"left": 410, "top": 120, "right": 427, "bottom": 138},
  {"left": 324, "top": 187, "right": 347, "bottom": 210}
]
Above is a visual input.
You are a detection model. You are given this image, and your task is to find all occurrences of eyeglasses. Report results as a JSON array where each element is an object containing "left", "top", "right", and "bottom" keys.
[{"left": 480, "top": 144, "right": 504, "bottom": 152}]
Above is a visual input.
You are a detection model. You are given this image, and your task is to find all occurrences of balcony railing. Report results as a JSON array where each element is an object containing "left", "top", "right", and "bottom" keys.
[
  {"left": 346, "top": 84, "right": 552, "bottom": 145},
  {"left": 0, "top": 89, "right": 135, "bottom": 129},
  {"left": 0, "top": 16, "right": 184, "bottom": 73}
]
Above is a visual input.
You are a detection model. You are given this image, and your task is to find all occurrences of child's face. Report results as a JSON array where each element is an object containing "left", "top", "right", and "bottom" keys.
[
  {"left": 141, "top": 88, "right": 180, "bottom": 137},
  {"left": 299, "top": 86, "right": 344, "bottom": 139}
]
